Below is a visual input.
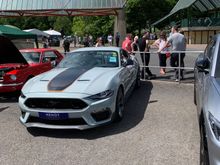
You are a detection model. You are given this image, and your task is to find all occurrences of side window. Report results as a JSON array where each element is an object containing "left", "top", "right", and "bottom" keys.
[{"left": 42, "top": 51, "right": 58, "bottom": 63}]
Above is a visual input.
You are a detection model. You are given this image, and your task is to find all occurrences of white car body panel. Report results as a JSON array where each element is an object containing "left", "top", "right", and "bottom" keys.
[{"left": 19, "top": 47, "right": 140, "bottom": 130}]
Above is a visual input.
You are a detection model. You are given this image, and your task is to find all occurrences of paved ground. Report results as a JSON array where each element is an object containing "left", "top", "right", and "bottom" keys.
[{"left": 0, "top": 81, "right": 200, "bottom": 165}]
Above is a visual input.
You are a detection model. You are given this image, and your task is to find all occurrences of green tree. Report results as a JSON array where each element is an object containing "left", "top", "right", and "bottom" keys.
[
  {"left": 53, "top": 16, "right": 72, "bottom": 35},
  {"left": 72, "top": 16, "right": 114, "bottom": 40},
  {"left": 126, "top": 0, "right": 177, "bottom": 34}
]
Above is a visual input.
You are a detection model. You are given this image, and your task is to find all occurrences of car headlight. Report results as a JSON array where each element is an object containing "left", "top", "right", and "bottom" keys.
[
  {"left": 10, "top": 75, "right": 17, "bottom": 81},
  {"left": 87, "top": 90, "right": 114, "bottom": 100},
  {"left": 209, "top": 112, "right": 220, "bottom": 141},
  {"left": 20, "top": 91, "right": 26, "bottom": 99}
]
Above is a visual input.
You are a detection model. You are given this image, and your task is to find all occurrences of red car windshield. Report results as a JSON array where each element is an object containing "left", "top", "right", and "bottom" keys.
[{"left": 21, "top": 52, "right": 41, "bottom": 64}]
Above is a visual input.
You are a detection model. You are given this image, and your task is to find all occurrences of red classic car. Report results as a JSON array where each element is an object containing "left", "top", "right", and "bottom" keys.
[{"left": 0, "top": 36, "right": 63, "bottom": 93}]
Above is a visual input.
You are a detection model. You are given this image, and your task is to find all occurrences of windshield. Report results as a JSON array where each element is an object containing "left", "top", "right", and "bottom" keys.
[
  {"left": 21, "top": 52, "right": 41, "bottom": 64},
  {"left": 58, "top": 51, "right": 119, "bottom": 68}
]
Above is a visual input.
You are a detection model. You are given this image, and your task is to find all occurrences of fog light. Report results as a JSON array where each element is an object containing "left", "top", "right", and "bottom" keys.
[{"left": 91, "top": 108, "right": 111, "bottom": 122}]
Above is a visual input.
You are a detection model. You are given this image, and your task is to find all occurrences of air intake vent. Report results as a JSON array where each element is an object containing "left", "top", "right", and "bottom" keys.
[{"left": 25, "top": 98, "right": 88, "bottom": 110}]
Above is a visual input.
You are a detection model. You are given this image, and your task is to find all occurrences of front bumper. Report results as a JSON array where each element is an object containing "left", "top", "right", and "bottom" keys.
[
  {"left": 205, "top": 113, "right": 220, "bottom": 165},
  {"left": 0, "top": 82, "right": 23, "bottom": 93},
  {"left": 19, "top": 93, "right": 116, "bottom": 130}
]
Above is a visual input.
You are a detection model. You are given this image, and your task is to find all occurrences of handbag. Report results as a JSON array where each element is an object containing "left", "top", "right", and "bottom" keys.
[{"left": 166, "top": 52, "right": 171, "bottom": 58}]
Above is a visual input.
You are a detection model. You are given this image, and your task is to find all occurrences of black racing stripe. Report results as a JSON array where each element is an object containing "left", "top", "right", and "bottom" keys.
[{"left": 48, "top": 67, "right": 91, "bottom": 91}]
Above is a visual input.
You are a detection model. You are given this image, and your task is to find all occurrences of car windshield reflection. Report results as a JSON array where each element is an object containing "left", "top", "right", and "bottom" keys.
[
  {"left": 21, "top": 52, "right": 41, "bottom": 64},
  {"left": 57, "top": 51, "right": 119, "bottom": 68}
]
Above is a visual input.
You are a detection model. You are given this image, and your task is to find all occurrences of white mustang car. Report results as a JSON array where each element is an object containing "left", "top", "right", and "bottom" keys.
[{"left": 19, "top": 47, "right": 140, "bottom": 130}]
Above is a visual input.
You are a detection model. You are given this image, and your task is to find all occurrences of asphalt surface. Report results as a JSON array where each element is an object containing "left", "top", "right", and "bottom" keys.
[{"left": 0, "top": 81, "right": 200, "bottom": 165}]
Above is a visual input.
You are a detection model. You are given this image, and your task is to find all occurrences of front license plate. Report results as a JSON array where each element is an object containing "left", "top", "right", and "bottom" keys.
[{"left": 39, "top": 112, "right": 68, "bottom": 120}]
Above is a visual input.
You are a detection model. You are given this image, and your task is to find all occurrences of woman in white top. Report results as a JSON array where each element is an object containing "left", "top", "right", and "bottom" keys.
[{"left": 152, "top": 31, "right": 169, "bottom": 75}]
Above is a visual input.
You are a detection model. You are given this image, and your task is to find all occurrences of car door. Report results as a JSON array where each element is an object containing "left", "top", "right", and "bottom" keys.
[
  {"left": 196, "top": 39, "right": 216, "bottom": 111},
  {"left": 120, "top": 49, "right": 135, "bottom": 94}
]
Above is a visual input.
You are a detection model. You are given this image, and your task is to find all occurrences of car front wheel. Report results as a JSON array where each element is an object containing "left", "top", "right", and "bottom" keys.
[
  {"left": 113, "top": 87, "right": 124, "bottom": 122},
  {"left": 200, "top": 113, "right": 209, "bottom": 165}
]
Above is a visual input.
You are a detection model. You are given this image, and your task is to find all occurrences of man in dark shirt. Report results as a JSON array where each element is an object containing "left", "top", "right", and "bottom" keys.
[
  {"left": 139, "top": 32, "right": 156, "bottom": 79},
  {"left": 63, "top": 38, "right": 70, "bottom": 53}
]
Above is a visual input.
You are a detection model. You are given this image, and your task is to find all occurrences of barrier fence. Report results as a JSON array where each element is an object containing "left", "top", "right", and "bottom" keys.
[{"left": 135, "top": 50, "right": 204, "bottom": 83}]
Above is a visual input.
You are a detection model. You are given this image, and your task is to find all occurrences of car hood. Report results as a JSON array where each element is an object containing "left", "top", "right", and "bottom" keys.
[
  {"left": 23, "top": 67, "right": 120, "bottom": 95},
  {"left": 0, "top": 35, "right": 27, "bottom": 64},
  {"left": 0, "top": 63, "right": 28, "bottom": 73}
]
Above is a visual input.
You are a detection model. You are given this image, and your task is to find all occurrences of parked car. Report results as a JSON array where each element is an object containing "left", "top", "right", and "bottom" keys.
[
  {"left": 0, "top": 38, "right": 63, "bottom": 94},
  {"left": 194, "top": 34, "right": 220, "bottom": 165},
  {"left": 19, "top": 47, "right": 141, "bottom": 130},
  {"left": 48, "top": 36, "right": 60, "bottom": 47}
]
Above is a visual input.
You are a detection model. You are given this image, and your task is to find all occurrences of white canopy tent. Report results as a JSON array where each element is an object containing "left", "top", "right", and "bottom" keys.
[
  {"left": 44, "top": 30, "right": 61, "bottom": 36},
  {"left": 24, "top": 28, "right": 49, "bottom": 37}
]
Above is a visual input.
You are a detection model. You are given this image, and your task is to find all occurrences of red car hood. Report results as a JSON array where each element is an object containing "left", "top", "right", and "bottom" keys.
[{"left": 0, "top": 35, "right": 28, "bottom": 65}]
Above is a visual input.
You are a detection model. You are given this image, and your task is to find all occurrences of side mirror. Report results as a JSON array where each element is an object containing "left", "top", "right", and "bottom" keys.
[
  {"left": 195, "top": 57, "right": 209, "bottom": 73},
  {"left": 121, "top": 59, "right": 134, "bottom": 67}
]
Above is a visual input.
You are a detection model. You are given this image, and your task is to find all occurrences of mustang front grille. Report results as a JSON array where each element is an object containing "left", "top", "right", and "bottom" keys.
[{"left": 25, "top": 98, "right": 88, "bottom": 109}]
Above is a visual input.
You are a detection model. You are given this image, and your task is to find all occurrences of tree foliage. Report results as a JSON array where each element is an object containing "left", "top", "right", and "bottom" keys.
[
  {"left": 72, "top": 16, "right": 114, "bottom": 39},
  {"left": 126, "top": 0, "right": 177, "bottom": 34}
]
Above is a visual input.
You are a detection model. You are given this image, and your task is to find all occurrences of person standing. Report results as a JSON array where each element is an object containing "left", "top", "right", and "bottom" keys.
[
  {"left": 115, "top": 32, "right": 120, "bottom": 47},
  {"left": 107, "top": 34, "right": 113, "bottom": 46},
  {"left": 95, "top": 37, "right": 103, "bottom": 47},
  {"left": 158, "top": 26, "right": 186, "bottom": 81},
  {"left": 122, "top": 33, "right": 132, "bottom": 54},
  {"left": 131, "top": 36, "right": 139, "bottom": 55},
  {"left": 139, "top": 32, "right": 156, "bottom": 79},
  {"left": 152, "top": 31, "right": 169, "bottom": 75},
  {"left": 63, "top": 38, "right": 70, "bottom": 53}
]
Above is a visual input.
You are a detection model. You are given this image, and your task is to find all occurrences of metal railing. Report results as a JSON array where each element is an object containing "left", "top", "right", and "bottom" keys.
[{"left": 135, "top": 50, "right": 204, "bottom": 83}]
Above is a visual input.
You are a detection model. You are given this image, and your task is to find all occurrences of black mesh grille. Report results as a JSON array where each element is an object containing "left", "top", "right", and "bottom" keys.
[
  {"left": 91, "top": 109, "right": 111, "bottom": 122},
  {"left": 28, "top": 116, "right": 87, "bottom": 125},
  {"left": 25, "top": 98, "right": 88, "bottom": 109}
]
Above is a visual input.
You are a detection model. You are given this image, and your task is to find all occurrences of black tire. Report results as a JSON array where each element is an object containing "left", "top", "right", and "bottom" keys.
[
  {"left": 113, "top": 87, "right": 124, "bottom": 122},
  {"left": 200, "top": 113, "right": 209, "bottom": 165},
  {"left": 135, "top": 69, "right": 141, "bottom": 89}
]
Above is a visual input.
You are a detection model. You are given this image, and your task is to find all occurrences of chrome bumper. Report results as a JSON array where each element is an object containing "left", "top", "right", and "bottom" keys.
[{"left": 0, "top": 82, "right": 23, "bottom": 87}]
